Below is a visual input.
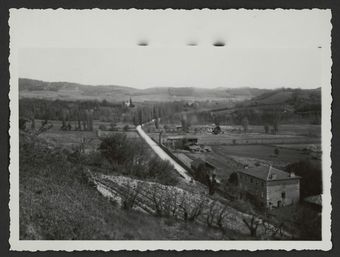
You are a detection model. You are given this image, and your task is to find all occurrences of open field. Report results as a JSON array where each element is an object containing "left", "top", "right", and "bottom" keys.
[
  {"left": 151, "top": 132, "right": 320, "bottom": 146},
  {"left": 274, "top": 144, "right": 321, "bottom": 152},
  {"left": 211, "top": 145, "right": 321, "bottom": 170},
  {"left": 35, "top": 119, "right": 138, "bottom": 151}
]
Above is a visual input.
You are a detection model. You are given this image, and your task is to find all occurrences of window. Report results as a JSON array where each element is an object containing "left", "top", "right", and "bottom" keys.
[{"left": 250, "top": 178, "right": 253, "bottom": 183}]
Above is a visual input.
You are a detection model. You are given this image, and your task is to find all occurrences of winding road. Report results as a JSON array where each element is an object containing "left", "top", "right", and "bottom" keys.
[{"left": 136, "top": 125, "right": 192, "bottom": 181}]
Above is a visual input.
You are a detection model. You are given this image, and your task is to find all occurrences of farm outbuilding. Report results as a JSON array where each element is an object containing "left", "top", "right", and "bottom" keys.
[
  {"left": 165, "top": 136, "right": 198, "bottom": 150},
  {"left": 238, "top": 165, "right": 300, "bottom": 208}
]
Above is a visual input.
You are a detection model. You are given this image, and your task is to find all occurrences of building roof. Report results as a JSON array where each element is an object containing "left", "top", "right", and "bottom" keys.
[
  {"left": 239, "top": 165, "right": 300, "bottom": 181},
  {"left": 166, "top": 136, "right": 198, "bottom": 140},
  {"left": 191, "top": 158, "right": 216, "bottom": 170}
]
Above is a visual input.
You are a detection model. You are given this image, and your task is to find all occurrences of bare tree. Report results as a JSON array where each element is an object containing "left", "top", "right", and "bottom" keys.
[
  {"left": 179, "top": 193, "right": 189, "bottom": 221},
  {"left": 152, "top": 185, "right": 165, "bottom": 217},
  {"left": 261, "top": 219, "right": 285, "bottom": 239},
  {"left": 241, "top": 116, "right": 249, "bottom": 133},
  {"left": 188, "top": 199, "right": 205, "bottom": 222},
  {"left": 179, "top": 194, "right": 204, "bottom": 222},
  {"left": 216, "top": 206, "right": 228, "bottom": 233},
  {"left": 243, "top": 215, "right": 260, "bottom": 237},
  {"left": 121, "top": 182, "right": 140, "bottom": 211},
  {"left": 206, "top": 201, "right": 218, "bottom": 227},
  {"left": 168, "top": 190, "right": 179, "bottom": 217},
  {"left": 264, "top": 123, "right": 270, "bottom": 134},
  {"left": 79, "top": 137, "right": 94, "bottom": 153}
]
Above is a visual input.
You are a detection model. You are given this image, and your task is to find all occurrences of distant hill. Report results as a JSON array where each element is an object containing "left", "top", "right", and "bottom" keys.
[
  {"left": 210, "top": 87, "right": 321, "bottom": 117},
  {"left": 248, "top": 88, "right": 321, "bottom": 107},
  {"left": 19, "top": 78, "right": 269, "bottom": 103}
]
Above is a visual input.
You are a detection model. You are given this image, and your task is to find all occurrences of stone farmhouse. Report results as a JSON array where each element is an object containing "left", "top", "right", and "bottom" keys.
[{"left": 238, "top": 165, "right": 300, "bottom": 208}]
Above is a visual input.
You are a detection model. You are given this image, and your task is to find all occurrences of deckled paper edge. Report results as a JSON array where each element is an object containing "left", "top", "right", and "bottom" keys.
[{"left": 8, "top": 8, "right": 333, "bottom": 251}]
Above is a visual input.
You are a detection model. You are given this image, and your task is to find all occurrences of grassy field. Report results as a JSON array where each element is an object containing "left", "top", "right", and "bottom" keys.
[
  {"left": 152, "top": 124, "right": 321, "bottom": 146},
  {"left": 35, "top": 119, "right": 138, "bottom": 151},
  {"left": 244, "top": 124, "right": 321, "bottom": 137},
  {"left": 211, "top": 145, "right": 321, "bottom": 170}
]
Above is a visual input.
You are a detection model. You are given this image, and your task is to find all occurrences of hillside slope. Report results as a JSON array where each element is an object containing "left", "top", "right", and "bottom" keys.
[
  {"left": 19, "top": 132, "right": 230, "bottom": 240},
  {"left": 19, "top": 78, "right": 268, "bottom": 102}
]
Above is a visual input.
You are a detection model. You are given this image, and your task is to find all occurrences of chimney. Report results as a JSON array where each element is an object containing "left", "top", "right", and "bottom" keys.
[{"left": 268, "top": 165, "right": 276, "bottom": 180}]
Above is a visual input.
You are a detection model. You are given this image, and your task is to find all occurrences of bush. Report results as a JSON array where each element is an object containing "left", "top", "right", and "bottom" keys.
[
  {"left": 285, "top": 160, "right": 322, "bottom": 197},
  {"left": 98, "top": 134, "right": 179, "bottom": 186},
  {"left": 98, "top": 133, "right": 133, "bottom": 165},
  {"left": 228, "top": 172, "right": 238, "bottom": 186},
  {"left": 148, "top": 157, "right": 179, "bottom": 186},
  {"left": 98, "top": 124, "right": 107, "bottom": 130}
]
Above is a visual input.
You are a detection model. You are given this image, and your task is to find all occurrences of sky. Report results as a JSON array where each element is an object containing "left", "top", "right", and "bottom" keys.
[{"left": 11, "top": 9, "right": 331, "bottom": 89}]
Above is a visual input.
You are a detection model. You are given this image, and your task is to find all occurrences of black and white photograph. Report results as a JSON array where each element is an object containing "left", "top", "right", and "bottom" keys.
[{"left": 8, "top": 9, "right": 332, "bottom": 251}]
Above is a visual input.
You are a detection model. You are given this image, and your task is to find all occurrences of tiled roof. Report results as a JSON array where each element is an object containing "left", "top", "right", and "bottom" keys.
[{"left": 239, "top": 165, "right": 300, "bottom": 181}]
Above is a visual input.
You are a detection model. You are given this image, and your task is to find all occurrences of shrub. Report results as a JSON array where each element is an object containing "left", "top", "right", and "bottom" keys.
[
  {"left": 285, "top": 160, "right": 322, "bottom": 197},
  {"left": 98, "top": 133, "right": 133, "bottom": 165},
  {"left": 148, "top": 157, "right": 179, "bottom": 186},
  {"left": 228, "top": 172, "right": 238, "bottom": 186},
  {"left": 121, "top": 182, "right": 140, "bottom": 211},
  {"left": 98, "top": 124, "right": 107, "bottom": 130}
]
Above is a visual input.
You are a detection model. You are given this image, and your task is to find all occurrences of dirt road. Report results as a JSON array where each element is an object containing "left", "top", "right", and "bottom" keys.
[{"left": 136, "top": 125, "right": 192, "bottom": 181}]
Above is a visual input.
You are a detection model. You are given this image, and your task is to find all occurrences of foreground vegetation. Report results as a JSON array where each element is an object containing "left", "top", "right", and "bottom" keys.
[{"left": 19, "top": 132, "right": 226, "bottom": 240}]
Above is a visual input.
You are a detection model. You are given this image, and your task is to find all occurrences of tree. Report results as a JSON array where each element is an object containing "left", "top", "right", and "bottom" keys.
[
  {"left": 19, "top": 118, "right": 28, "bottom": 130},
  {"left": 129, "top": 98, "right": 135, "bottom": 108},
  {"left": 30, "top": 117, "right": 35, "bottom": 130},
  {"left": 87, "top": 109, "right": 94, "bottom": 131},
  {"left": 243, "top": 215, "right": 260, "bottom": 237},
  {"left": 285, "top": 160, "right": 322, "bottom": 197},
  {"left": 155, "top": 117, "right": 160, "bottom": 129},
  {"left": 76, "top": 110, "right": 81, "bottom": 130},
  {"left": 121, "top": 182, "right": 140, "bottom": 211},
  {"left": 241, "top": 116, "right": 249, "bottom": 133},
  {"left": 208, "top": 174, "right": 218, "bottom": 195},
  {"left": 272, "top": 119, "right": 279, "bottom": 134},
  {"left": 212, "top": 125, "right": 221, "bottom": 135},
  {"left": 181, "top": 113, "right": 190, "bottom": 132},
  {"left": 264, "top": 124, "right": 270, "bottom": 134},
  {"left": 228, "top": 172, "right": 239, "bottom": 186},
  {"left": 98, "top": 133, "right": 134, "bottom": 165},
  {"left": 138, "top": 109, "right": 143, "bottom": 125},
  {"left": 206, "top": 201, "right": 218, "bottom": 227},
  {"left": 216, "top": 206, "right": 228, "bottom": 233}
]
